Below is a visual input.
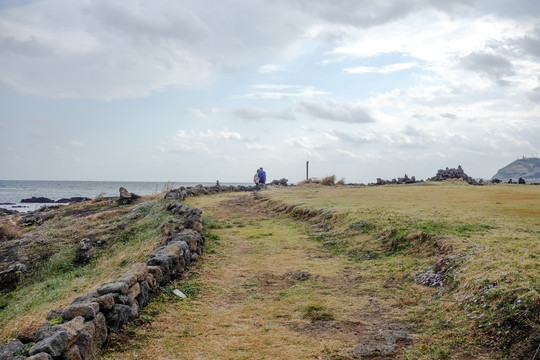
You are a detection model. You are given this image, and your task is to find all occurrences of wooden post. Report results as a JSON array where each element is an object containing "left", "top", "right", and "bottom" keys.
[{"left": 306, "top": 161, "right": 309, "bottom": 180}]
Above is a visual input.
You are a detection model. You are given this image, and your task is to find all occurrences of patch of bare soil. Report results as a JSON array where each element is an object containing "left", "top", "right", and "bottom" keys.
[{"left": 288, "top": 319, "right": 412, "bottom": 359}]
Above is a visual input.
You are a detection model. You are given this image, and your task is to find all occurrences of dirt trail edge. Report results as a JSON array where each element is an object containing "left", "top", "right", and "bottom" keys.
[{"left": 101, "top": 193, "right": 413, "bottom": 360}]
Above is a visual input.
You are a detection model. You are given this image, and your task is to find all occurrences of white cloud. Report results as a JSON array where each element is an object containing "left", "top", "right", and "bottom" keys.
[
  {"left": 246, "top": 144, "right": 276, "bottom": 151},
  {"left": 344, "top": 62, "right": 419, "bottom": 74},
  {"left": 257, "top": 64, "right": 287, "bottom": 73},
  {"left": 70, "top": 140, "right": 85, "bottom": 146},
  {"left": 233, "top": 106, "right": 295, "bottom": 120},
  {"left": 299, "top": 100, "right": 376, "bottom": 123},
  {"left": 236, "top": 85, "right": 329, "bottom": 99}
]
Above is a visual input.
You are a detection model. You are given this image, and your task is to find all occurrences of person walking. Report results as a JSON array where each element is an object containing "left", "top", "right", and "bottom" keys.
[{"left": 258, "top": 167, "right": 266, "bottom": 185}]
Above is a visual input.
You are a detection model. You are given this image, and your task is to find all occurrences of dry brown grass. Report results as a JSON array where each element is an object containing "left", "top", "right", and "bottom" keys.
[
  {"left": 101, "top": 184, "right": 540, "bottom": 359},
  {"left": 298, "top": 175, "right": 345, "bottom": 186},
  {"left": 102, "top": 193, "right": 415, "bottom": 359}
]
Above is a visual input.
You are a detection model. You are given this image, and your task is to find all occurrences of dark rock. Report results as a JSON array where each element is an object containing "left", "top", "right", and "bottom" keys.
[
  {"left": 116, "top": 294, "right": 132, "bottom": 305},
  {"left": 136, "top": 281, "right": 150, "bottom": 308},
  {"left": 164, "top": 188, "right": 186, "bottom": 201},
  {"left": 17, "top": 325, "right": 41, "bottom": 343},
  {"left": 45, "top": 308, "right": 64, "bottom": 321},
  {"left": 28, "top": 331, "right": 69, "bottom": 357},
  {"left": 26, "top": 353, "right": 53, "bottom": 360},
  {"left": 97, "top": 282, "right": 128, "bottom": 296},
  {"left": 63, "top": 345, "right": 82, "bottom": 360},
  {"left": 106, "top": 304, "right": 132, "bottom": 329},
  {"left": 20, "top": 197, "right": 55, "bottom": 204},
  {"left": 126, "top": 263, "right": 148, "bottom": 282},
  {"left": 55, "top": 197, "right": 90, "bottom": 204},
  {"left": 147, "top": 266, "right": 163, "bottom": 285},
  {"left": 0, "top": 208, "right": 18, "bottom": 216},
  {"left": 70, "top": 293, "right": 98, "bottom": 305},
  {"left": 76, "top": 313, "right": 107, "bottom": 359},
  {"left": 61, "top": 303, "right": 99, "bottom": 321},
  {"left": 117, "top": 187, "right": 140, "bottom": 205},
  {"left": 269, "top": 178, "right": 288, "bottom": 186},
  {"left": 94, "top": 295, "right": 115, "bottom": 312},
  {"left": 75, "top": 237, "right": 107, "bottom": 265},
  {"left": 0, "top": 262, "right": 28, "bottom": 293},
  {"left": 0, "top": 339, "right": 25, "bottom": 360}
]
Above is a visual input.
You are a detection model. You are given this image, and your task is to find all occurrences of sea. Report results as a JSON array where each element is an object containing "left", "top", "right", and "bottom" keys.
[{"left": 0, "top": 180, "right": 249, "bottom": 213}]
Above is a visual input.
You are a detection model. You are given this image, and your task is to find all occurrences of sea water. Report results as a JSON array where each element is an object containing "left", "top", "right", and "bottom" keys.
[{"left": 0, "top": 180, "right": 248, "bottom": 212}]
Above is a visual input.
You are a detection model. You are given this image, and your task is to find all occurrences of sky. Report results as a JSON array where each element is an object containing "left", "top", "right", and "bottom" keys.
[{"left": 1, "top": 0, "right": 539, "bottom": 183}]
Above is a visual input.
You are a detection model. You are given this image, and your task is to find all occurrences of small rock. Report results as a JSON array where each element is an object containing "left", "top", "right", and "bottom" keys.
[
  {"left": 61, "top": 303, "right": 99, "bottom": 320},
  {"left": 97, "top": 282, "right": 129, "bottom": 296},
  {"left": 173, "top": 289, "right": 187, "bottom": 299}
]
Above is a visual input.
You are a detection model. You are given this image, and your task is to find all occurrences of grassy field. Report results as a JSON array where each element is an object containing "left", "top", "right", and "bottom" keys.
[
  {"left": 1, "top": 183, "right": 538, "bottom": 359},
  {"left": 101, "top": 182, "right": 539, "bottom": 359}
]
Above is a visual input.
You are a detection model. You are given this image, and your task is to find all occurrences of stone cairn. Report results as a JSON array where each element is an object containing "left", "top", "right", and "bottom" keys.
[
  {"left": 430, "top": 165, "right": 473, "bottom": 183},
  {"left": 0, "top": 198, "right": 205, "bottom": 360}
]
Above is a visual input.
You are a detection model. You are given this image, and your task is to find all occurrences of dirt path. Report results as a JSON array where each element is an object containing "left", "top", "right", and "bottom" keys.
[{"left": 102, "top": 194, "right": 412, "bottom": 360}]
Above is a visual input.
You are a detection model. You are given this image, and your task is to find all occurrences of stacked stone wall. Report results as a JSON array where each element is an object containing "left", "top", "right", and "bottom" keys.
[{"left": 0, "top": 201, "right": 204, "bottom": 360}]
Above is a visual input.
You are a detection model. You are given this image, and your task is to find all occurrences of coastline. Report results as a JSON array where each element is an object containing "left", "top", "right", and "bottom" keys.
[{"left": 0, "top": 180, "right": 251, "bottom": 213}]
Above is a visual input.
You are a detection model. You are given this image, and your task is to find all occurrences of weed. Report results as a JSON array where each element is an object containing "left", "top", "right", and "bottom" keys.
[
  {"left": 0, "top": 293, "right": 13, "bottom": 310},
  {"left": 48, "top": 317, "right": 64, "bottom": 325},
  {"left": 202, "top": 215, "right": 231, "bottom": 229},
  {"left": 303, "top": 304, "right": 335, "bottom": 321}
]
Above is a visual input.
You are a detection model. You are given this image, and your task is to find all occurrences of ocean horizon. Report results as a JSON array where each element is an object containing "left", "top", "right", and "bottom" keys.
[{"left": 0, "top": 180, "right": 251, "bottom": 212}]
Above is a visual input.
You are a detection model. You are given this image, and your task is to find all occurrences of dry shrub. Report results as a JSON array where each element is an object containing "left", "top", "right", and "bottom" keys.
[
  {"left": 297, "top": 178, "right": 318, "bottom": 185},
  {"left": 320, "top": 175, "right": 336, "bottom": 186},
  {"left": 299, "top": 175, "right": 343, "bottom": 186}
]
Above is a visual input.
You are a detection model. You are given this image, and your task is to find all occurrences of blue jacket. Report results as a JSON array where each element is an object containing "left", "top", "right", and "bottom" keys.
[{"left": 258, "top": 170, "right": 266, "bottom": 183}]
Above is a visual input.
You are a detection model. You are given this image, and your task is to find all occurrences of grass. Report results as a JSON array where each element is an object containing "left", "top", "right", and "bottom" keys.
[
  {"left": 2, "top": 184, "right": 538, "bottom": 359},
  {"left": 262, "top": 183, "right": 540, "bottom": 358},
  {"left": 0, "top": 196, "right": 172, "bottom": 341}
]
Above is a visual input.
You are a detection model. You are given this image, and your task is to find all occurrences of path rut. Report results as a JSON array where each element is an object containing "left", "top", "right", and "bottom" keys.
[{"left": 102, "top": 194, "right": 412, "bottom": 359}]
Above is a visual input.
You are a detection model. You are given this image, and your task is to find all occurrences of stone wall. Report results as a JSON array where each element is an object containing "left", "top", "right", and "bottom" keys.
[{"left": 0, "top": 200, "right": 204, "bottom": 360}]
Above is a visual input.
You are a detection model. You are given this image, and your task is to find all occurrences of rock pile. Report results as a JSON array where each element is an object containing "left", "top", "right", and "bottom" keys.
[
  {"left": 0, "top": 199, "right": 205, "bottom": 360},
  {"left": 370, "top": 174, "right": 421, "bottom": 186},
  {"left": 431, "top": 165, "right": 473, "bottom": 183},
  {"left": 164, "top": 180, "right": 289, "bottom": 199}
]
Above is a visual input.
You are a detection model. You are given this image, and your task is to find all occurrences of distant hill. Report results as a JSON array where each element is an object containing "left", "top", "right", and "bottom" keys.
[{"left": 492, "top": 157, "right": 540, "bottom": 182}]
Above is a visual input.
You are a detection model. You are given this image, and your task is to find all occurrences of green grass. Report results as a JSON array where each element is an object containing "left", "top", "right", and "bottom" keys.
[{"left": 0, "top": 197, "right": 171, "bottom": 341}]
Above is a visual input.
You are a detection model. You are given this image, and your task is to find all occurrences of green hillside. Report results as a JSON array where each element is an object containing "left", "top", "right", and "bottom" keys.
[{"left": 492, "top": 157, "right": 540, "bottom": 182}]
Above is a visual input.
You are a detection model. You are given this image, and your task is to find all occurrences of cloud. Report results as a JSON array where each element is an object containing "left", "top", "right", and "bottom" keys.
[
  {"left": 460, "top": 52, "right": 515, "bottom": 83},
  {"left": 343, "top": 62, "right": 418, "bottom": 74},
  {"left": 236, "top": 84, "right": 330, "bottom": 100},
  {"left": 257, "top": 64, "right": 287, "bottom": 73},
  {"left": 329, "top": 129, "right": 376, "bottom": 143},
  {"left": 299, "top": 100, "right": 376, "bottom": 123},
  {"left": 245, "top": 144, "right": 276, "bottom": 151},
  {"left": 70, "top": 140, "right": 85, "bottom": 146},
  {"left": 440, "top": 113, "right": 457, "bottom": 119},
  {"left": 527, "top": 87, "right": 540, "bottom": 103},
  {"left": 233, "top": 106, "right": 295, "bottom": 120},
  {"left": 184, "top": 107, "right": 223, "bottom": 118},
  {"left": 157, "top": 128, "right": 243, "bottom": 155},
  {"left": 281, "top": 0, "right": 419, "bottom": 28}
]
